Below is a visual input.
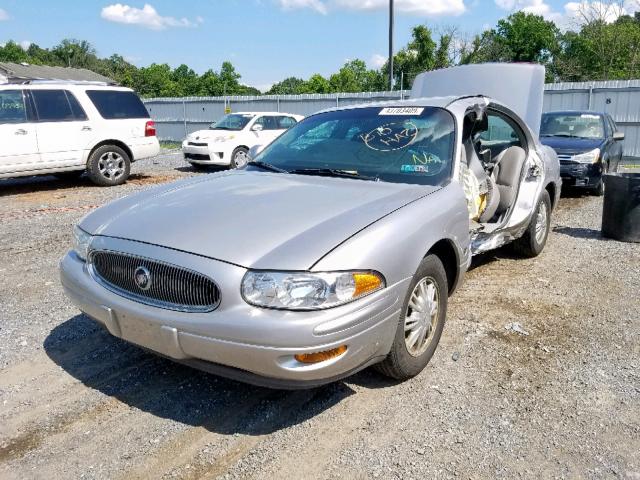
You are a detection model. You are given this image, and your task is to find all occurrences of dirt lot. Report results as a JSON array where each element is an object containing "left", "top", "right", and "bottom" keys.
[{"left": 0, "top": 153, "right": 638, "bottom": 479}]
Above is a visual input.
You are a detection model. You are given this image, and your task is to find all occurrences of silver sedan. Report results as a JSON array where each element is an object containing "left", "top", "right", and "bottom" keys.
[{"left": 60, "top": 86, "right": 560, "bottom": 388}]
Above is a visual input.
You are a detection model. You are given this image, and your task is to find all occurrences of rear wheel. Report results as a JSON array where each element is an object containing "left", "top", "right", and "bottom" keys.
[
  {"left": 375, "top": 255, "right": 447, "bottom": 381},
  {"left": 231, "top": 147, "right": 250, "bottom": 169},
  {"left": 513, "top": 190, "right": 551, "bottom": 257},
  {"left": 87, "top": 145, "right": 130, "bottom": 186}
]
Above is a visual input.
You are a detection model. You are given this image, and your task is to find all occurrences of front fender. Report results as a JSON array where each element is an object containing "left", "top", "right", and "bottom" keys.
[{"left": 311, "top": 183, "right": 470, "bottom": 287}]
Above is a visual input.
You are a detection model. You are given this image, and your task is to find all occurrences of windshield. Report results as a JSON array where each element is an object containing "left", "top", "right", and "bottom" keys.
[
  {"left": 210, "top": 113, "right": 254, "bottom": 131},
  {"left": 540, "top": 113, "right": 604, "bottom": 139},
  {"left": 251, "top": 106, "right": 456, "bottom": 186}
]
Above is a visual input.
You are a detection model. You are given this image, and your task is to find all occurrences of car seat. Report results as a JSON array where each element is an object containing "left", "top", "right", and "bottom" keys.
[{"left": 491, "top": 146, "right": 526, "bottom": 216}]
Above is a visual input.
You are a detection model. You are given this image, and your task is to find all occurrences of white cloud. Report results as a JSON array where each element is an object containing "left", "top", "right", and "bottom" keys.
[
  {"left": 563, "top": 1, "right": 638, "bottom": 25},
  {"left": 495, "top": 0, "right": 639, "bottom": 25},
  {"left": 19, "top": 40, "right": 32, "bottom": 50},
  {"left": 335, "top": 0, "right": 466, "bottom": 16},
  {"left": 101, "top": 4, "right": 201, "bottom": 30},
  {"left": 278, "top": 0, "right": 328, "bottom": 14},
  {"left": 369, "top": 53, "right": 387, "bottom": 69},
  {"left": 278, "top": 0, "right": 466, "bottom": 16},
  {"left": 0, "top": 8, "right": 9, "bottom": 20}
]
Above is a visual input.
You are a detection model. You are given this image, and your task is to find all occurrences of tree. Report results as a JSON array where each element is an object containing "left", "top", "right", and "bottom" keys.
[
  {"left": 494, "top": 12, "right": 559, "bottom": 64},
  {"left": 0, "top": 41, "right": 29, "bottom": 63},
  {"left": 51, "top": 39, "right": 97, "bottom": 68},
  {"left": 267, "top": 77, "right": 307, "bottom": 95},
  {"left": 304, "top": 74, "right": 331, "bottom": 93},
  {"left": 329, "top": 59, "right": 382, "bottom": 92}
]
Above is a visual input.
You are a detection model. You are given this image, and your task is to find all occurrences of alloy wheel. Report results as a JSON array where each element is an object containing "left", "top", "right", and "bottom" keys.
[{"left": 98, "top": 152, "right": 125, "bottom": 180}]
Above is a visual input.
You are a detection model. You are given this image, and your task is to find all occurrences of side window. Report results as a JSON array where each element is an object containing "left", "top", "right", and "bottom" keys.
[
  {"left": 66, "top": 91, "right": 88, "bottom": 121},
  {"left": 478, "top": 112, "right": 525, "bottom": 158},
  {"left": 277, "top": 116, "right": 297, "bottom": 129},
  {"left": 31, "top": 90, "right": 75, "bottom": 122},
  {"left": 0, "top": 90, "right": 27, "bottom": 124},
  {"left": 289, "top": 120, "right": 338, "bottom": 151}
]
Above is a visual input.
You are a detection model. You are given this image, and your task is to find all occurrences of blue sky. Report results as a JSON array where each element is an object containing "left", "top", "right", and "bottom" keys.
[{"left": 0, "top": 0, "right": 634, "bottom": 90}]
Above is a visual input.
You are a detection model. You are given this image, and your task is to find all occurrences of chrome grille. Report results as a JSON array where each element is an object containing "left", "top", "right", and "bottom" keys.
[{"left": 89, "top": 251, "right": 220, "bottom": 313}]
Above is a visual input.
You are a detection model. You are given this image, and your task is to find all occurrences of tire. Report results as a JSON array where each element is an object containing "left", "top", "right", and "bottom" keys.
[
  {"left": 513, "top": 190, "right": 551, "bottom": 258},
  {"left": 375, "top": 255, "right": 448, "bottom": 381},
  {"left": 590, "top": 178, "right": 605, "bottom": 197},
  {"left": 230, "top": 147, "right": 250, "bottom": 169},
  {"left": 87, "top": 145, "right": 131, "bottom": 186}
]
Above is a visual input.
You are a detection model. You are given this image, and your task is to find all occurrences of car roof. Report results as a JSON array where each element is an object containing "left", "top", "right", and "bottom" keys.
[
  {"left": 0, "top": 83, "right": 134, "bottom": 92},
  {"left": 542, "top": 110, "right": 606, "bottom": 116},
  {"left": 316, "top": 95, "right": 461, "bottom": 115},
  {"left": 231, "top": 111, "right": 303, "bottom": 117}
]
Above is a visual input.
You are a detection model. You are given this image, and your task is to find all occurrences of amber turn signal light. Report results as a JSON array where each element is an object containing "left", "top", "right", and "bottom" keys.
[
  {"left": 353, "top": 272, "right": 384, "bottom": 298},
  {"left": 295, "top": 345, "right": 348, "bottom": 364}
]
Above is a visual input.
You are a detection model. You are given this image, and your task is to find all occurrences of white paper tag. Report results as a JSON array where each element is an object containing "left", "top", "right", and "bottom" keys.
[{"left": 379, "top": 107, "right": 424, "bottom": 116}]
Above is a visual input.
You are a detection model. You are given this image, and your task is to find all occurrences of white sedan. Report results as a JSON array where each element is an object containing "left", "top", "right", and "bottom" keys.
[{"left": 182, "top": 112, "right": 304, "bottom": 169}]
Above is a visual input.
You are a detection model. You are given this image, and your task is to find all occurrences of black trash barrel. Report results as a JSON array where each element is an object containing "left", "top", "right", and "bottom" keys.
[{"left": 601, "top": 173, "right": 640, "bottom": 242}]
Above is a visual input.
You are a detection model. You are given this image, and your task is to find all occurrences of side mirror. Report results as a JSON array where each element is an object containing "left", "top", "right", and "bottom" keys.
[
  {"left": 251, "top": 124, "right": 263, "bottom": 132},
  {"left": 613, "top": 131, "right": 625, "bottom": 141}
]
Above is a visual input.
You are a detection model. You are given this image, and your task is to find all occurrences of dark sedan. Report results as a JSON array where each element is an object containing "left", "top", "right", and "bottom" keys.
[{"left": 540, "top": 111, "right": 624, "bottom": 195}]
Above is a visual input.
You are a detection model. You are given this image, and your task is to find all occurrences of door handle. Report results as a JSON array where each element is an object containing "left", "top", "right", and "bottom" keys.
[
  {"left": 81, "top": 126, "right": 92, "bottom": 131},
  {"left": 15, "top": 129, "right": 27, "bottom": 135}
]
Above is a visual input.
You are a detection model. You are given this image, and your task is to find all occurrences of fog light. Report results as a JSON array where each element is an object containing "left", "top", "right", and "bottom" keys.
[{"left": 294, "top": 346, "right": 347, "bottom": 364}]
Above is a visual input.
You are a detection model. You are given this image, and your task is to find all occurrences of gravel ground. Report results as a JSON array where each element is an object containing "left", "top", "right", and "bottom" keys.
[{"left": 0, "top": 153, "right": 638, "bottom": 479}]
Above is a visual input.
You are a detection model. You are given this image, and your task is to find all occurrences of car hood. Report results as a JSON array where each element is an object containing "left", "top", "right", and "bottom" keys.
[
  {"left": 539, "top": 136, "right": 604, "bottom": 155},
  {"left": 187, "top": 129, "right": 237, "bottom": 141},
  {"left": 80, "top": 171, "right": 438, "bottom": 270}
]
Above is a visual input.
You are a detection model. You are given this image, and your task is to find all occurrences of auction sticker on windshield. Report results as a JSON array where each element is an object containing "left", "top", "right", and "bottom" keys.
[{"left": 379, "top": 107, "right": 424, "bottom": 116}]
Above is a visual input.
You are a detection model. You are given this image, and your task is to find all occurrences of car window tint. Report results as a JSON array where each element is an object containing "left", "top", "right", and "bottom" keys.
[
  {"left": 255, "top": 116, "right": 279, "bottom": 130},
  {"left": 277, "top": 116, "right": 297, "bottom": 129},
  {"left": 31, "top": 90, "right": 75, "bottom": 122},
  {"left": 66, "top": 91, "right": 88, "bottom": 121},
  {"left": 0, "top": 90, "right": 26, "bottom": 123},
  {"left": 86, "top": 90, "right": 150, "bottom": 119}
]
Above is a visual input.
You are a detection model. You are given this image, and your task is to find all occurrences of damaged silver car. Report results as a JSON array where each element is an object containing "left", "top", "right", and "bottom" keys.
[{"left": 60, "top": 64, "right": 560, "bottom": 388}]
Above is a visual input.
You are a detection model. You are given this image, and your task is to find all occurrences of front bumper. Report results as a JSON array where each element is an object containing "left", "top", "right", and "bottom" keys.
[
  {"left": 560, "top": 161, "right": 602, "bottom": 188},
  {"left": 59, "top": 238, "right": 405, "bottom": 388},
  {"left": 182, "top": 142, "right": 231, "bottom": 166}
]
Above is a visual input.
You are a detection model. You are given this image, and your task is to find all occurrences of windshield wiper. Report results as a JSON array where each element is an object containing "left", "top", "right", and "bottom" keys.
[
  {"left": 289, "top": 168, "right": 378, "bottom": 181},
  {"left": 246, "top": 161, "right": 288, "bottom": 173},
  {"left": 541, "top": 133, "right": 589, "bottom": 139}
]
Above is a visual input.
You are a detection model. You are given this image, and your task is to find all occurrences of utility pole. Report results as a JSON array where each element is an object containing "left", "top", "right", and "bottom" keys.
[{"left": 388, "top": 0, "right": 394, "bottom": 91}]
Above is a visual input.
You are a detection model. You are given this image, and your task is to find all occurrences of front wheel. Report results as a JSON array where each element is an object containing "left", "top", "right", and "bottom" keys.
[
  {"left": 230, "top": 147, "right": 250, "bottom": 169},
  {"left": 87, "top": 145, "right": 131, "bottom": 186},
  {"left": 513, "top": 190, "right": 551, "bottom": 258},
  {"left": 375, "top": 255, "right": 448, "bottom": 381}
]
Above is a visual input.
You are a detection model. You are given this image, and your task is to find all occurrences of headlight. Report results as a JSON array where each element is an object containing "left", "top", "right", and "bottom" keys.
[
  {"left": 241, "top": 270, "right": 385, "bottom": 310},
  {"left": 572, "top": 148, "right": 600, "bottom": 164},
  {"left": 213, "top": 135, "right": 234, "bottom": 143},
  {"left": 73, "top": 225, "right": 93, "bottom": 261}
]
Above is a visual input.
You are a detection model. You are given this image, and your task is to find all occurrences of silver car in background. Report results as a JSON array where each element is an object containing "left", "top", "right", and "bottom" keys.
[{"left": 60, "top": 64, "right": 560, "bottom": 388}]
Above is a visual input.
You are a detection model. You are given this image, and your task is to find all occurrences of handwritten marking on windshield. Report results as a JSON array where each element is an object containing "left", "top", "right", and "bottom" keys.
[{"left": 360, "top": 122, "right": 418, "bottom": 151}]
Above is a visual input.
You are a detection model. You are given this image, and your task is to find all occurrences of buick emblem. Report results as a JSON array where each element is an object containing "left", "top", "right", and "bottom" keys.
[{"left": 134, "top": 266, "right": 152, "bottom": 291}]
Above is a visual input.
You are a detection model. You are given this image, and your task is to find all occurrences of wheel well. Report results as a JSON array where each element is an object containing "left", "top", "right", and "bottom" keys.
[
  {"left": 545, "top": 182, "right": 557, "bottom": 210},
  {"left": 88, "top": 140, "right": 134, "bottom": 165},
  {"left": 427, "top": 239, "right": 459, "bottom": 296}
]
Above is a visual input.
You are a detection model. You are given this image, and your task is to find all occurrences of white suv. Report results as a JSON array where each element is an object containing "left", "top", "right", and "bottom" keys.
[
  {"left": 182, "top": 112, "right": 303, "bottom": 169},
  {"left": 0, "top": 83, "right": 160, "bottom": 186}
]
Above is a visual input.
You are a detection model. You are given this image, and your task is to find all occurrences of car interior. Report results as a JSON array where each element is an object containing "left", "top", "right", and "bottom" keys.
[{"left": 460, "top": 106, "right": 528, "bottom": 227}]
